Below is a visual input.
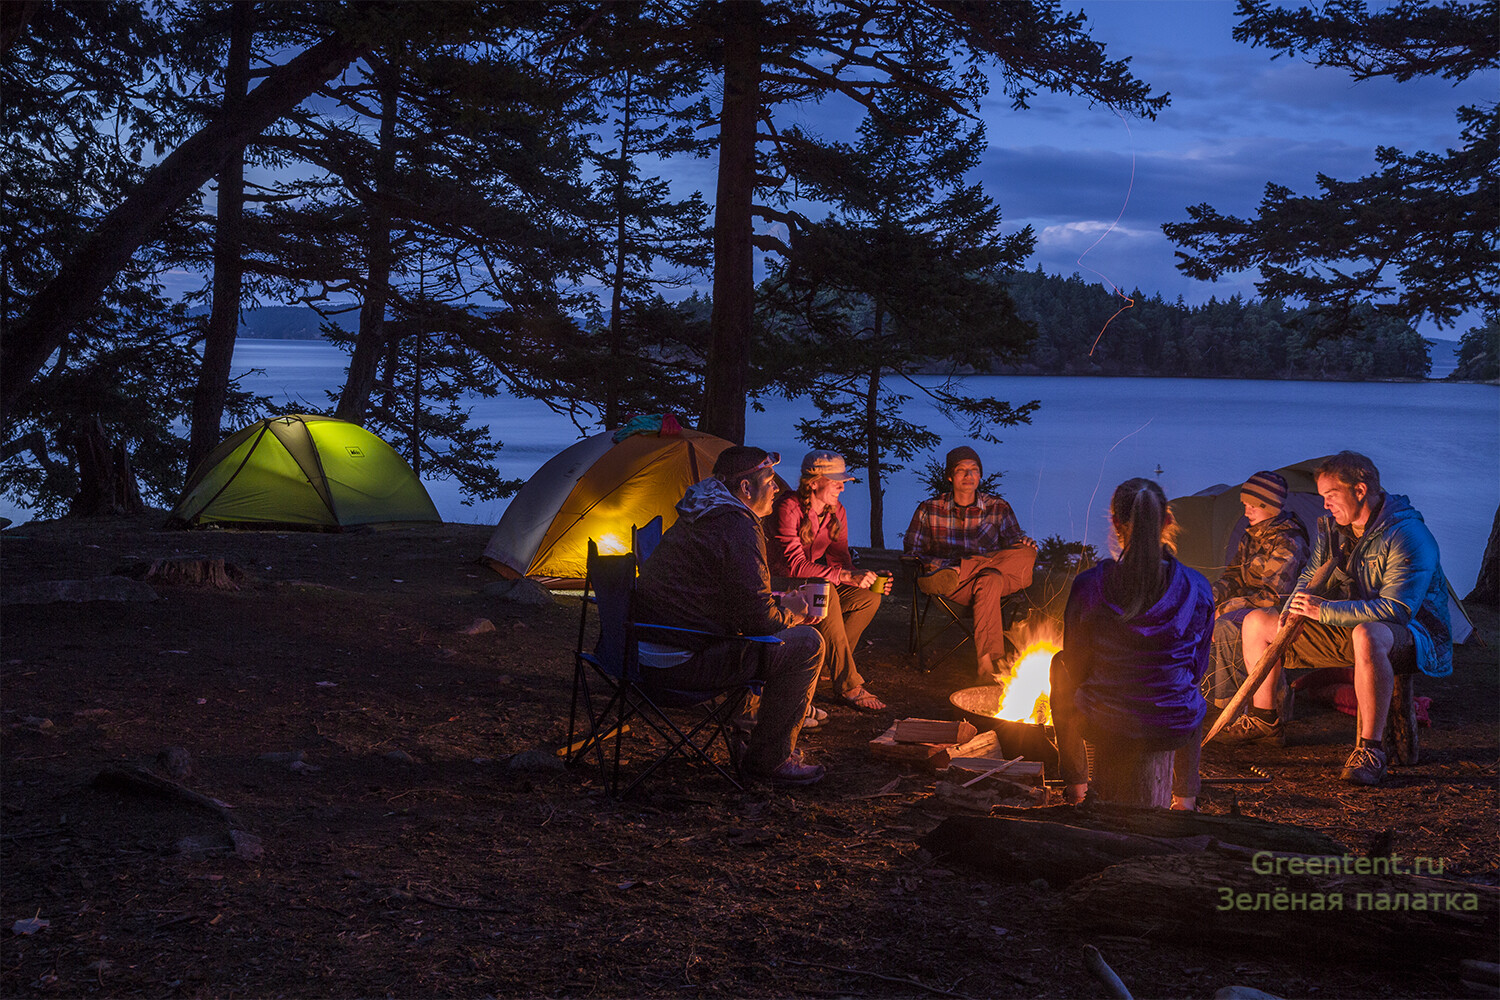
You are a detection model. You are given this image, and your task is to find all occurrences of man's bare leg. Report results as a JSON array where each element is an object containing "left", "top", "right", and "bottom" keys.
[{"left": 1351, "top": 622, "right": 1396, "bottom": 740}]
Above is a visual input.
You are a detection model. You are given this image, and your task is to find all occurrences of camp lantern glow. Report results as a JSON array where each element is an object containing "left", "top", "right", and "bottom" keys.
[{"left": 594, "top": 532, "right": 628, "bottom": 556}]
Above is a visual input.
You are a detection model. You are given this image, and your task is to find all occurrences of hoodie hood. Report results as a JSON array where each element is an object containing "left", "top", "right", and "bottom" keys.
[
  {"left": 675, "top": 477, "right": 754, "bottom": 523},
  {"left": 1095, "top": 557, "right": 1206, "bottom": 644},
  {"left": 1248, "top": 509, "right": 1308, "bottom": 545}
]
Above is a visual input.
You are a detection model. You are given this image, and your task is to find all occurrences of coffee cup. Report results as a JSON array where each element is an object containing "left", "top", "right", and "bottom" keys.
[
  {"left": 798, "top": 580, "right": 830, "bottom": 621},
  {"left": 870, "top": 571, "right": 893, "bottom": 594}
]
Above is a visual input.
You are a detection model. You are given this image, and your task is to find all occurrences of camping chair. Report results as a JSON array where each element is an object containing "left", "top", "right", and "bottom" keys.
[
  {"left": 567, "top": 540, "right": 774, "bottom": 796},
  {"left": 902, "top": 556, "right": 1031, "bottom": 673},
  {"left": 631, "top": 515, "right": 664, "bottom": 564}
]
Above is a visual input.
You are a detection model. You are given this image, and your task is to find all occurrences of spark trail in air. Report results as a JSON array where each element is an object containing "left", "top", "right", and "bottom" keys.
[
  {"left": 1078, "top": 106, "right": 1137, "bottom": 357},
  {"left": 1084, "top": 417, "right": 1154, "bottom": 555}
]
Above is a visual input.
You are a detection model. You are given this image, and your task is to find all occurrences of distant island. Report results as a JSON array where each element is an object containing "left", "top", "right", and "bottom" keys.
[{"left": 225, "top": 278, "right": 1469, "bottom": 382}]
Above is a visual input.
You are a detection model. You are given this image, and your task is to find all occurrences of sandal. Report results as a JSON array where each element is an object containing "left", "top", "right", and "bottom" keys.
[
  {"left": 807, "top": 705, "right": 829, "bottom": 724},
  {"left": 840, "top": 688, "right": 887, "bottom": 713}
]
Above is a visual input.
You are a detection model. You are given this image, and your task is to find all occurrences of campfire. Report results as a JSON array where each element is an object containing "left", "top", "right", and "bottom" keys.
[{"left": 992, "top": 622, "right": 1062, "bottom": 726}]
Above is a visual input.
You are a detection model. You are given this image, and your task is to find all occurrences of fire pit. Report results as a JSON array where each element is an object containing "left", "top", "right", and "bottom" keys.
[{"left": 950, "top": 685, "right": 1060, "bottom": 774}]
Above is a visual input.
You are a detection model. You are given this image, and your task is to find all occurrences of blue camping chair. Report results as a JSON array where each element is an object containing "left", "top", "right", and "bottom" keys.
[
  {"left": 567, "top": 538, "right": 776, "bottom": 796},
  {"left": 631, "top": 515, "right": 664, "bottom": 564}
]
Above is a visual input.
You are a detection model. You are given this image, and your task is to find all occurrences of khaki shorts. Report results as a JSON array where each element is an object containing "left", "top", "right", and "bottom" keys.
[{"left": 1284, "top": 619, "right": 1418, "bottom": 675}]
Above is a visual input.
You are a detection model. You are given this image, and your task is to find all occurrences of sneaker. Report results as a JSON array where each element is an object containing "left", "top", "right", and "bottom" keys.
[
  {"left": 765, "top": 755, "right": 825, "bottom": 787},
  {"left": 917, "top": 567, "right": 959, "bottom": 594},
  {"left": 1340, "top": 745, "right": 1387, "bottom": 786},
  {"left": 1213, "top": 712, "right": 1285, "bottom": 747}
]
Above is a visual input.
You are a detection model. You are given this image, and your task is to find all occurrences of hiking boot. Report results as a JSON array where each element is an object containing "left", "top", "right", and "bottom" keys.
[
  {"left": 1213, "top": 712, "right": 1285, "bottom": 747},
  {"left": 764, "top": 754, "right": 825, "bottom": 787},
  {"left": 917, "top": 567, "right": 960, "bottom": 594},
  {"left": 1340, "top": 744, "right": 1387, "bottom": 786}
]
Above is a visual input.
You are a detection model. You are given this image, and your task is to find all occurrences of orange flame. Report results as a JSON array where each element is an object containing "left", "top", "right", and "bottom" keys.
[{"left": 994, "top": 621, "right": 1063, "bottom": 725}]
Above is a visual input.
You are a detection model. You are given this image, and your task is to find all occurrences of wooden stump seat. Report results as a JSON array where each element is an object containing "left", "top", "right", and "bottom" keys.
[{"left": 1084, "top": 739, "right": 1173, "bottom": 808}]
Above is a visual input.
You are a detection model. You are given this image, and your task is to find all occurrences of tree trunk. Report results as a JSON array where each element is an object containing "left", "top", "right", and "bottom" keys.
[
  {"left": 69, "top": 416, "right": 143, "bottom": 516},
  {"left": 701, "top": 1, "right": 758, "bottom": 445},
  {"left": 187, "top": 1, "right": 254, "bottom": 472},
  {"left": 1466, "top": 502, "right": 1499, "bottom": 605},
  {"left": 336, "top": 55, "right": 399, "bottom": 425},
  {"left": 865, "top": 362, "right": 884, "bottom": 548},
  {"left": 1, "top": 30, "right": 365, "bottom": 425},
  {"left": 605, "top": 73, "right": 635, "bottom": 432}
]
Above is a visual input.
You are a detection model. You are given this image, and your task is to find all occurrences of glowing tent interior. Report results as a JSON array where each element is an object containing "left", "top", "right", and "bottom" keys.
[
  {"left": 168, "top": 415, "right": 441, "bottom": 529},
  {"left": 482, "top": 424, "right": 733, "bottom": 586}
]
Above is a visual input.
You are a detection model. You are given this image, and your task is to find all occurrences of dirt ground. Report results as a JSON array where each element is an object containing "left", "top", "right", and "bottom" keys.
[{"left": 2, "top": 513, "right": 1496, "bottom": 999}]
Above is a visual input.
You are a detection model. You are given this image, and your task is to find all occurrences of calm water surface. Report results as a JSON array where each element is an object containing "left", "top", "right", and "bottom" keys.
[
  {"left": 7, "top": 340, "right": 1491, "bottom": 593},
  {"left": 219, "top": 339, "right": 1498, "bottom": 593}
]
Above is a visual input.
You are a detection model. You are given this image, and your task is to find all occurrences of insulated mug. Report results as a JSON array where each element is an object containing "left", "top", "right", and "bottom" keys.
[{"left": 799, "top": 580, "right": 830, "bottom": 620}]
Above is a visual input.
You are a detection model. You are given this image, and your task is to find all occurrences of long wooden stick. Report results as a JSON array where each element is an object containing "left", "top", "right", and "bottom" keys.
[{"left": 1201, "top": 555, "right": 1338, "bottom": 746}]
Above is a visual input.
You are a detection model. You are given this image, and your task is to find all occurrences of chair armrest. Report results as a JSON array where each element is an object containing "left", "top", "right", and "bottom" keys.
[{"left": 635, "top": 622, "right": 784, "bottom": 645}]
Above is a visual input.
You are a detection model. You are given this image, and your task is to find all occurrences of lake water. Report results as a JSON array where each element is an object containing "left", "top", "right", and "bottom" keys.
[{"left": 8, "top": 338, "right": 1496, "bottom": 592}]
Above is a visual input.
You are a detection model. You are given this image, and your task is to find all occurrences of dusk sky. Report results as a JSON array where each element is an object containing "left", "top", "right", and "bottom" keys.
[
  {"left": 184, "top": 2, "right": 1494, "bottom": 342},
  {"left": 740, "top": 0, "right": 1495, "bottom": 342}
]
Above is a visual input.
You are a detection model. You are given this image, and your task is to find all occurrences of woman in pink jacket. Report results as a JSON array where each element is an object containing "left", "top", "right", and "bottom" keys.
[{"left": 768, "top": 451, "right": 887, "bottom": 714}]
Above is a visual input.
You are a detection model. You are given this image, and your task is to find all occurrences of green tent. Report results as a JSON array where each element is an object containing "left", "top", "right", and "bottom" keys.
[{"left": 169, "top": 415, "right": 440, "bottom": 529}]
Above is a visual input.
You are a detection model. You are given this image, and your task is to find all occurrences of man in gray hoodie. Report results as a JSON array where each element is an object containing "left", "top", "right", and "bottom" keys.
[{"left": 635, "top": 446, "right": 827, "bottom": 786}]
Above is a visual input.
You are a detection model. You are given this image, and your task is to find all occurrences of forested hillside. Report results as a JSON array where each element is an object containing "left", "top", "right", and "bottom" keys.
[{"left": 998, "top": 267, "right": 1435, "bottom": 380}]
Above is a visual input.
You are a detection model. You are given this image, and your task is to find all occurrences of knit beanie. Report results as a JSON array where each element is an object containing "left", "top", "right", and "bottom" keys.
[
  {"left": 945, "top": 446, "right": 982, "bottom": 479},
  {"left": 1241, "top": 470, "right": 1288, "bottom": 511}
]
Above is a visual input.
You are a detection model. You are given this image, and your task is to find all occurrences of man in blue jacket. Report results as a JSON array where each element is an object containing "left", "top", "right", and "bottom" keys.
[{"left": 1223, "top": 452, "right": 1452, "bottom": 786}]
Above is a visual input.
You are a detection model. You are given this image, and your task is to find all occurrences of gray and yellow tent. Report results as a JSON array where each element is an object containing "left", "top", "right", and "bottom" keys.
[
  {"left": 482, "top": 424, "right": 733, "bottom": 585},
  {"left": 169, "top": 415, "right": 440, "bottom": 529},
  {"left": 1170, "top": 456, "right": 1473, "bottom": 644}
]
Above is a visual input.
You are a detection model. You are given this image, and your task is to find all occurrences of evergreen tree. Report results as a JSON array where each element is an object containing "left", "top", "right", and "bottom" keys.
[
  {"left": 1164, "top": 0, "right": 1498, "bottom": 335},
  {"left": 614, "top": 1, "right": 1169, "bottom": 443},
  {"left": 1451, "top": 312, "right": 1499, "bottom": 381},
  {"left": 760, "top": 76, "right": 1038, "bottom": 547}
]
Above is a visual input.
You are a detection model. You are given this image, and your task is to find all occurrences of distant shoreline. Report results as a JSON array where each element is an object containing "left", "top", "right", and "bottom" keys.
[{"left": 234, "top": 337, "right": 1486, "bottom": 385}]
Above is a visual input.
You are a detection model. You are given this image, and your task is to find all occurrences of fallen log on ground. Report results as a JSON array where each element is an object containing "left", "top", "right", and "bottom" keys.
[
  {"left": 920, "top": 804, "right": 1350, "bottom": 887},
  {"left": 1063, "top": 849, "right": 1499, "bottom": 967}
]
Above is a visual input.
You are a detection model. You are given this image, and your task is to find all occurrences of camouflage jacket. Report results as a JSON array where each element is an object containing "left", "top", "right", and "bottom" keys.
[{"left": 1212, "top": 511, "right": 1309, "bottom": 614}]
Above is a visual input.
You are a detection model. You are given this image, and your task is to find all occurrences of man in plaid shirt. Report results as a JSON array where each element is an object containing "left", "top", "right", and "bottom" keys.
[{"left": 905, "top": 446, "right": 1036, "bottom": 675}]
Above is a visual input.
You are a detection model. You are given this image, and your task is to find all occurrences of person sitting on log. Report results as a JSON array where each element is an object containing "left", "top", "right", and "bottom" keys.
[
  {"left": 904, "top": 446, "right": 1037, "bottom": 675},
  {"left": 1052, "top": 477, "right": 1214, "bottom": 811},
  {"left": 1203, "top": 471, "right": 1309, "bottom": 711},
  {"left": 1222, "top": 451, "right": 1452, "bottom": 787},
  {"left": 767, "top": 450, "right": 888, "bottom": 716}
]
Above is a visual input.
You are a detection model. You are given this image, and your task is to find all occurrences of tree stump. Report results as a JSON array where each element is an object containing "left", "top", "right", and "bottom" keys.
[{"left": 1087, "top": 739, "right": 1173, "bottom": 807}]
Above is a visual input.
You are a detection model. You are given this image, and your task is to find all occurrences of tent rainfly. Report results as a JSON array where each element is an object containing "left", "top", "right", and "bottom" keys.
[
  {"left": 169, "top": 415, "right": 441, "bottom": 529},
  {"left": 483, "top": 426, "right": 733, "bottom": 585},
  {"left": 1169, "top": 456, "right": 1474, "bottom": 645}
]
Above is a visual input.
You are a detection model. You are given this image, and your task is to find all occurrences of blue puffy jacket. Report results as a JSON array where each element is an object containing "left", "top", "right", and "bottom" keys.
[{"left": 1299, "top": 493, "right": 1452, "bottom": 678}]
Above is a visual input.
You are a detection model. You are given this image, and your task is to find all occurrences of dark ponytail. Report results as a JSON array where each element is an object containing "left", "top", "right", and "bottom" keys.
[{"left": 1104, "top": 477, "right": 1175, "bottom": 620}]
